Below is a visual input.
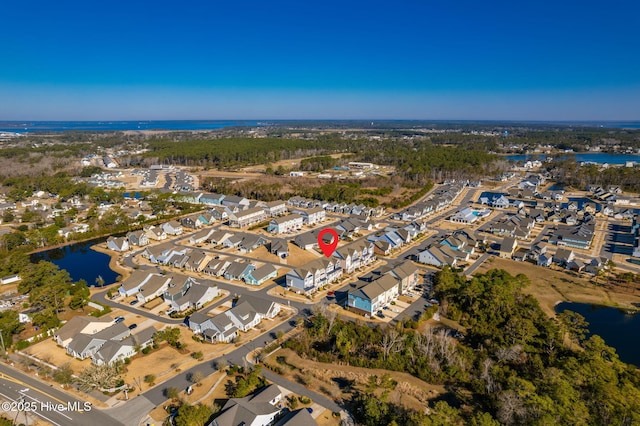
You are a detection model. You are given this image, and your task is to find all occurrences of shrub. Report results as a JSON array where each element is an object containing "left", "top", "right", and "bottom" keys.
[
  {"left": 287, "top": 395, "right": 298, "bottom": 409},
  {"left": 299, "top": 396, "right": 312, "bottom": 404},
  {"left": 15, "top": 340, "right": 30, "bottom": 350}
]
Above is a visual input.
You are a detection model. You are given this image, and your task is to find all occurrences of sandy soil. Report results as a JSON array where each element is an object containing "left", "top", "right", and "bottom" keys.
[
  {"left": 263, "top": 348, "right": 445, "bottom": 414},
  {"left": 24, "top": 339, "right": 87, "bottom": 375},
  {"left": 284, "top": 245, "right": 322, "bottom": 267}
]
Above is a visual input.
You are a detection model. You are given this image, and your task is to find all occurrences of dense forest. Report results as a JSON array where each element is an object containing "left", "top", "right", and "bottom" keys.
[
  {"left": 1, "top": 125, "right": 638, "bottom": 183},
  {"left": 283, "top": 268, "right": 640, "bottom": 425},
  {"left": 144, "top": 136, "right": 499, "bottom": 184}
]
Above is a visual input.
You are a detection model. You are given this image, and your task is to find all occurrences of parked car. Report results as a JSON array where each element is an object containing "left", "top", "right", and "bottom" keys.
[
  {"left": 376, "top": 311, "right": 385, "bottom": 318},
  {"left": 129, "top": 300, "right": 138, "bottom": 306},
  {"left": 114, "top": 316, "right": 125, "bottom": 323},
  {"left": 128, "top": 323, "right": 137, "bottom": 330}
]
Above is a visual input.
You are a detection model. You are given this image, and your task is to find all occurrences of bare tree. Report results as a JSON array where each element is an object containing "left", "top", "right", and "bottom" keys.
[
  {"left": 497, "top": 390, "right": 527, "bottom": 425},
  {"left": 78, "top": 362, "right": 124, "bottom": 389},
  {"left": 190, "top": 370, "right": 205, "bottom": 386},
  {"left": 380, "top": 328, "right": 405, "bottom": 361},
  {"left": 480, "top": 358, "right": 498, "bottom": 394}
]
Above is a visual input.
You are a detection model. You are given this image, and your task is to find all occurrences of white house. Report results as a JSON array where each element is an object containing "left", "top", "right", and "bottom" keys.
[
  {"left": 228, "top": 207, "right": 267, "bottom": 228},
  {"left": 267, "top": 213, "right": 303, "bottom": 234},
  {"left": 162, "top": 220, "right": 183, "bottom": 236},
  {"left": 107, "top": 236, "right": 129, "bottom": 252},
  {"left": 293, "top": 207, "right": 326, "bottom": 225},
  {"left": 144, "top": 225, "right": 167, "bottom": 241},
  {"left": 333, "top": 240, "right": 376, "bottom": 274}
]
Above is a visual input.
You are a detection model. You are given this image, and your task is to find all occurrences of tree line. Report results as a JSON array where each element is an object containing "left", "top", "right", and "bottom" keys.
[{"left": 283, "top": 268, "right": 640, "bottom": 425}]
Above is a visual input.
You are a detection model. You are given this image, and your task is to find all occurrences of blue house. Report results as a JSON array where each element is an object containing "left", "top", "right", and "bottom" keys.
[
  {"left": 200, "top": 193, "right": 225, "bottom": 206},
  {"left": 244, "top": 264, "right": 277, "bottom": 285},
  {"left": 224, "top": 261, "right": 255, "bottom": 281},
  {"left": 348, "top": 275, "right": 399, "bottom": 316}
]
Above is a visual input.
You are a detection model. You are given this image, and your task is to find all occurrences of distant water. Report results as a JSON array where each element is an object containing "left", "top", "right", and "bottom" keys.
[
  {"left": 556, "top": 302, "right": 640, "bottom": 367},
  {"left": 1, "top": 120, "right": 638, "bottom": 133},
  {"left": 602, "top": 122, "right": 640, "bottom": 129},
  {"left": 0, "top": 120, "right": 259, "bottom": 133},
  {"left": 505, "top": 153, "right": 640, "bottom": 165}
]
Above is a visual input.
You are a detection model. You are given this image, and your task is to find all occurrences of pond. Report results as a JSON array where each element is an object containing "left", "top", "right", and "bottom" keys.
[
  {"left": 31, "top": 238, "right": 119, "bottom": 286},
  {"left": 555, "top": 302, "right": 640, "bottom": 367}
]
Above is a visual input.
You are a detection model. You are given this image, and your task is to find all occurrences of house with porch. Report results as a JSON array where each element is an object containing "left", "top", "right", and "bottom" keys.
[
  {"left": 181, "top": 215, "right": 204, "bottom": 229},
  {"left": 92, "top": 327, "right": 155, "bottom": 366},
  {"left": 293, "top": 207, "right": 325, "bottom": 225},
  {"left": 224, "top": 261, "right": 255, "bottom": 281},
  {"left": 244, "top": 264, "right": 278, "bottom": 285},
  {"left": 263, "top": 200, "right": 287, "bottom": 217},
  {"left": 286, "top": 257, "right": 342, "bottom": 294},
  {"left": 267, "top": 214, "right": 303, "bottom": 234},
  {"left": 136, "top": 274, "right": 174, "bottom": 303},
  {"left": 228, "top": 207, "right": 267, "bottom": 228},
  {"left": 64, "top": 322, "right": 130, "bottom": 360},
  {"left": 222, "top": 195, "right": 251, "bottom": 210},
  {"left": 107, "top": 236, "right": 129, "bottom": 252},
  {"left": 333, "top": 240, "right": 376, "bottom": 274},
  {"left": 163, "top": 277, "right": 219, "bottom": 312},
  {"left": 144, "top": 225, "right": 167, "bottom": 241},
  {"left": 162, "top": 220, "right": 183, "bottom": 236},
  {"left": 126, "top": 230, "right": 149, "bottom": 247},
  {"left": 348, "top": 274, "right": 400, "bottom": 316},
  {"left": 54, "top": 315, "right": 114, "bottom": 348}
]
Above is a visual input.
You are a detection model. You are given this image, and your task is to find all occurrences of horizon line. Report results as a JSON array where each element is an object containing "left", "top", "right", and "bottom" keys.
[{"left": 1, "top": 119, "right": 639, "bottom": 123}]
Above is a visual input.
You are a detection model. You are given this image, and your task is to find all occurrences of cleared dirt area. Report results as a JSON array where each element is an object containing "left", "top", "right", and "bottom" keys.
[
  {"left": 24, "top": 338, "right": 87, "bottom": 374},
  {"left": 477, "top": 257, "right": 640, "bottom": 317},
  {"left": 263, "top": 348, "right": 445, "bottom": 414},
  {"left": 284, "top": 244, "right": 322, "bottom": 267}
]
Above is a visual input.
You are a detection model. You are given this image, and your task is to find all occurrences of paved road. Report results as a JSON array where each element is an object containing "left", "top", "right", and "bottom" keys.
[
  {"left": 0, "top": 363, "right": 124, "bottom": 426},
  {"left": 464, "top": 252, "right": 490, "bottom": 276},
  {"left": 142, "top": 317, "right": 303, "bottom": 406},
  {"left": 69, "top": 182, "right": 486, "bottom": 421}
]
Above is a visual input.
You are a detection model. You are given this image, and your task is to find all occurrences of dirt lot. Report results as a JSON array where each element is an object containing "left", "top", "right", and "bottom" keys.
[
  {"left": 477, "top": 257, "right": 640, "bottom": 317},
  {"left": 262, "top": 348, "right": 445, "bottom": 414},
  {"left": 24, "top": 338, "right": 87, "bottom": 375},
  {"left": 285, "top": 244, "right": 322, "bottom": 267}
]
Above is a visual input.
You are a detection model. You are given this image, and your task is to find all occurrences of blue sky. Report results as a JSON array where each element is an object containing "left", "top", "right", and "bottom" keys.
[{"left": 1, "top": 0, "right": 639, "bottom": 120}]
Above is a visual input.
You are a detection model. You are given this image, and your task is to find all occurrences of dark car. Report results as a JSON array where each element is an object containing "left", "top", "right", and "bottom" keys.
[
  {"left": 129, "top": 300, "right": 138, "bottom": 306},
  {"left": 114, "top": 316, "right": 125, "bottom": 323},
  {"left": 128, "top": 324, "right": 137, "bottom": 330}
]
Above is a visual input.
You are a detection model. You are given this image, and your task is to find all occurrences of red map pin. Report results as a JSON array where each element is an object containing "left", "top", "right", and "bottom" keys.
[{"left": 317, "top": 228, "right": 339, "bottom": 257}]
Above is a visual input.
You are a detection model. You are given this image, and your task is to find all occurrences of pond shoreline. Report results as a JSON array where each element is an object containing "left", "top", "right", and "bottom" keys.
[
  {"left": 90, "top": 243, "right": 131, "bottom": 281},
  {"left": 556, "top": 301, "right": 640, "bottom": 367}
]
